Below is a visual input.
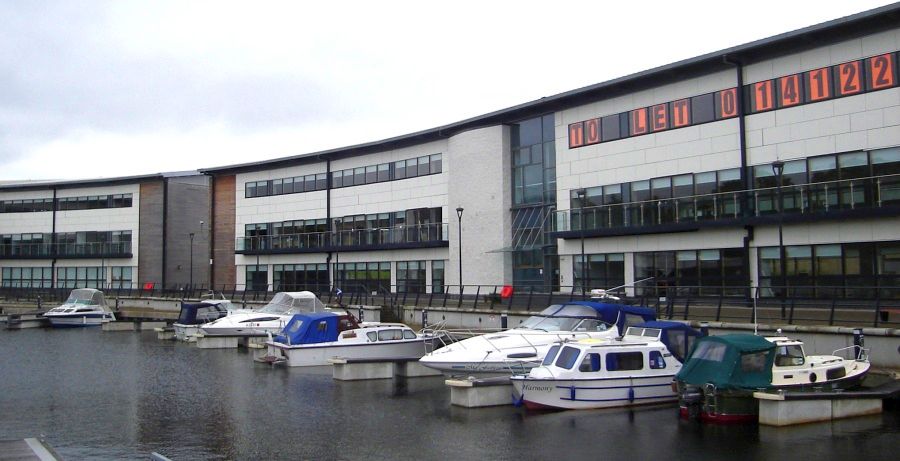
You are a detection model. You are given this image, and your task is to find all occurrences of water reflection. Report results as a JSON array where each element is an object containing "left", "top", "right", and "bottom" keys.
[{"left": 0, "top": 329, "right": 897, "bottom": 460}]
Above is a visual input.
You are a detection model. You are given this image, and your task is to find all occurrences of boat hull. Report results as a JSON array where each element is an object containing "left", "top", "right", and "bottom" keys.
[
  {"left": 511, "top": 375, "right": 678, "bottom": 410},
  {"left": 266, "top": 338, "right": 433, "bottom": 367},
  {"left": 45, "top": 313, "right": 113, "bottom": 328},
  {"left": 173, "top": 324, "right": 201, "bottom": 341}
]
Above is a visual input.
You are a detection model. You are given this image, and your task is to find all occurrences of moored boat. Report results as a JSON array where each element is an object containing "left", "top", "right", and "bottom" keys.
[
  {"left": 258, "top": 311, "right": 442, "bottom": 367},
  {"left": 199, "top": 291, "right": 324, "bottom": 337},
  {"left": 43, "top": 288, "right": 115, "bottom": 327},
  {"left": 675, "top": 333, "right": 870, "bottom": 423},
  {"left": 419, "top": 302, "right": 656, "bottom": 377},
  {"left": 510, "top": 321, "right": 701, "bottom": 410},
  {"left": 173, "top": 297, "right": 240, "bottom": 341}
]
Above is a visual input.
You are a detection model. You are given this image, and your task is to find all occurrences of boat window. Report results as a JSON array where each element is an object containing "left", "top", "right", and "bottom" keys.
[
  {"left": 403, "top": 330, "right": 417, "bottom": 339},
  {"left": 649, "top": 350, "right": 666, "bottom": 369},
  {"left": 622, "top": 313, "right": 649, "bottom": 329},
  {"left": 667, "top": 330, "right": 687, "bottom": 361},
  {"left": 534, "top": 304, "right": 566, "bottom": 316},
  {"left": 240, "top": 317, "right": 280, "bottom": 323},
  {"left": 542, "top": 345, "right": 561, "bottom": 366},
  {"left": 573, "top": 319, "right": 609, "bottom": 332},
  {"left": 555, "top": 346, "right": 581, "bottom": 370},
  {"left": 606, "top": 352, "right": 644, "bottom": 371},
  {"left": 579, "top": 353, "right": 602, "bottom": 372},
  {"left": 288, "top": 320, "right": 303, "bottom": 333},
  {"left": 378, "top": 329, "right": 403, "bottom": 341},
  {"left": 75, "top": 308, "right": 94, "bottom": 313},
  {"left": 691, "top": 341, "right": 727, "bottom": 362},
  {"left": 741, "top": 352, "right": 768, "bottom": 372},
  {"left": 774, "top": 345, "right": 805, "bottom": 367},
  {"left": 367, "top": 332, "right": 378, "bottom": 342},
  {"left": 338, "top": 318, "right": 355, "bottom": 332},
  {"left": 316, "top": 321, "right": 328, "bottom": 332}
]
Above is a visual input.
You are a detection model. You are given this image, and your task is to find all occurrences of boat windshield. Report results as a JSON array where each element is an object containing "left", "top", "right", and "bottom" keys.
[
  {"left": 518, "top": 305, "right": 610, "bottom": 332},
  {"left": 258, "top": 292, "right": 325, "bottom": 315},
  {"left": 63, "top": 289, "right": 102, "bottom": 306}
]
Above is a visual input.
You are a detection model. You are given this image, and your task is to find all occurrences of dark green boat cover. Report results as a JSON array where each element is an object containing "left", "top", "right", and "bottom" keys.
[{"left": 675, "top": 334, "right": 776, "bottom": 390}]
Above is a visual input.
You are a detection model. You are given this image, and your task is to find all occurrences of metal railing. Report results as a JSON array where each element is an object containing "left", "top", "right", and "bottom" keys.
[
  {"left": 235, "top": 223, "right": 449, "bottom": 252},
  {"left": 0, "top": 241, "right": 132, "bottom": 258},
  {"left": 557, "top": 173, "right": 900, "bottom": 232},
  {"left": 2, "top": 283, "right": 897, "bottom": 327}
]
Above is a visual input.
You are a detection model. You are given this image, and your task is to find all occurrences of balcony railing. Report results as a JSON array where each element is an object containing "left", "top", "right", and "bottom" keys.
[
  {"left": 556, "top": 173, "right": 900, "bottom": 233},
  {"left": 0, "top": 241, "right": 133, "bottom": 259},
  {"left": 235, "top": 222, "right": 449, "bottom": 253}
]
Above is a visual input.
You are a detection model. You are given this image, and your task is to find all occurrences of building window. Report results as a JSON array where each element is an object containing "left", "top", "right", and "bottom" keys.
[
  {"left": 246, "top": 265, "right": 268, "bottom": 291},
  {"left": 111, "top": 267, "right": 133, "bottom": 289},
  {"left": 636, "top": 249, "right": 747, "bottom": 297},
  {"left": 334, "top": 262, "right": 390, "bottom": 294},
  {"left": 56, "top": 267, "right": 106, "bottom": 289},
  {"left": 574, "top": 253, "right": 625, "bottom": 293},
  {"left": 431, "top": 260, "right": 445, "bottom": 294},
  {"left": 397, "top": 261, "right": 426, "bottom": 293},
  {"left": 1, "top": 267, "right": 52, "bottom": 288},
  {"left": 273, "top": 263, "right": 328, "bottom": 292}
]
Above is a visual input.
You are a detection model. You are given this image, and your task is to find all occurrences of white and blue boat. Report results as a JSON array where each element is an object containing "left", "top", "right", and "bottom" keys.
[
  {"left": 258, "top": 311, "right": 442, "bottom": 367},
  {"left": 419, "top": 302, "right": 657, "bottom": 377},
  {"left": 43, "top": 288, "right": 116, "bottom": 328},
  {"left": 173, "top": 298, "right": 239, "bottom": 341},
  {"left": 510, "top": 321, "right": 702, "bottom": 410}
]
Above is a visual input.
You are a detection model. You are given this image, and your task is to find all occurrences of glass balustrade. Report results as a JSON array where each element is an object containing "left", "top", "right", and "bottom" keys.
[
  {"left": 0, "top": 241, "right": 132, "bottom": 258},
  {"left": 235, "top": 223, "right": 449, "bottom": 253},
  {"left": 558, "top": 173, "right": 900, "bottom": 233}
]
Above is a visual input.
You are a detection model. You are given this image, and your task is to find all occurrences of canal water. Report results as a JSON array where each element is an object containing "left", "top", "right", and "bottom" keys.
[{"left": 0, "top": 328, "right": 896, "bottom": 460}]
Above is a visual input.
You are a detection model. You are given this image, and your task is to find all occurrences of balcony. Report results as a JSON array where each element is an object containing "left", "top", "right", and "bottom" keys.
[
  {"left": 0, "top": 241, "right": 133, "bottom": 259},
  {"left": 235, "top": 222, "right": 449, "bottom": 255},
  {"left": 556, "top": 174, "right": 900, "bottom": 238}
]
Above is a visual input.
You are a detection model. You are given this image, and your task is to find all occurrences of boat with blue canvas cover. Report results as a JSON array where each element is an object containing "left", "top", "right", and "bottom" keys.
[
  {"left": 258, "top": 311, "right": 442, "bottom": 367},
  {"left": 43, "top": 288, "right": 115, "bottom": 327},
  {"left": 675, "top": 333, "right": 870, "bottom": 423},
  {"left": 510, "top": 321, "right": 702, "bottom": 410},
  {"left": 419, "top": 302, "right": 656, "bottom": 377}
]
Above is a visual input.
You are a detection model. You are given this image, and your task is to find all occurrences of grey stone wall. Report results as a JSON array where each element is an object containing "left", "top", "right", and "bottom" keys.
[{"left": 165, "top": 175, "right": 211, "bottom": 288}]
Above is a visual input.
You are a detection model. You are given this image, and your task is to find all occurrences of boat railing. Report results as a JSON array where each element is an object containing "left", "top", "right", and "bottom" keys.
[{"left": 832, "top": 344, "right": 870, "bottom": 362}]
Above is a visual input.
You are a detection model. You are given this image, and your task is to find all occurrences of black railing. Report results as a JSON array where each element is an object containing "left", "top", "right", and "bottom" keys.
[
  {"left": 2, "top": 283, "right": 898, "bottom": 328},
  {"left": 236, "top": 223, "right": 449, "bottom": 254},
  {"left": 559, "top": 173, "right": 900, "bottom": 233},
  {"left": 0, "top": 242, "right": 132, "bottom": 259}
]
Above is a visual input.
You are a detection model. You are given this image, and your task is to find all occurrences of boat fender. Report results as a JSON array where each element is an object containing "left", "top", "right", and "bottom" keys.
[
  {"left": 628, "top": 388, "right": 635, "bottom": 403},
  {"left": 809, "top": 372, "right": 817, "bottom": 383}
]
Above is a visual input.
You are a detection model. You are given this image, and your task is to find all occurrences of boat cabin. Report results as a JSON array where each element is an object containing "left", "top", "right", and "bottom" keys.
[
  {"left": 625, "top": 321, "right": 703, "bottom": 363},
  {"left": 176, "top": 301, "right": 232, "bottom": 326},
  {"left": 676, "top": 334, "right": 776, "bottom": 391},
  {"left": 517, "top": 302, "right": 655, "bottom": 333}
]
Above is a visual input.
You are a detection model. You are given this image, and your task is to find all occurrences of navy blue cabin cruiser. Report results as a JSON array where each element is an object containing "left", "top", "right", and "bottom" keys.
[
  {"left": 173, "top": 299, "right": 238, "bottom": 341},
  {"left": 259, "top": 311, "right": 442, "bottom": 367}
]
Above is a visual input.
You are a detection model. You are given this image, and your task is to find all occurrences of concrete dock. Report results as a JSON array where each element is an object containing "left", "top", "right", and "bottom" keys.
[
  {"left": 754, "top": 378, "right": 900, "bottom": 426},
  {"left": 0, "top": 438, "right": 61, "bottom": 461}
]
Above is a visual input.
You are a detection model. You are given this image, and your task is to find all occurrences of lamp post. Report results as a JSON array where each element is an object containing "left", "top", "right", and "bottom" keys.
[
  {"left": 189, "top": 232, "right": 195, "bottom": 292},
  {"left": 456, "top": 206, "right": 464, "bottom": 293},
  {"left": 576, "top": 189, "right": 587, "bottom": 297},
  {"left": 772, "top": 160, "right": 786, "bottom": 316}
]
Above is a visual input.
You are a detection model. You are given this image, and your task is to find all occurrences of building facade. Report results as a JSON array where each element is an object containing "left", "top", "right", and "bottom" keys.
[{"left": 0, "top": 173, "right": 210, "bottom": 291}]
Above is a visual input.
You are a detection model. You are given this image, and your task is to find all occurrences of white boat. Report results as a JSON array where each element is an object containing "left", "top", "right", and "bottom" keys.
[
  {"left": 172, "top": 296, "right": 242, "bottom": 341},
  {"left": 199, "top": 291, "right": 325, "bottom": 337},
  {"left": 510, "top": 321, "right": 701, "bottom": 410},
  {"left": 43, "top": 288, "right": 116, "bottom": 327},
  {"left": 419, "top": 301, "right": 656, "bottom": 377},
  {"left": 257, "top": 311, "right": 443, "bottom": 367}
]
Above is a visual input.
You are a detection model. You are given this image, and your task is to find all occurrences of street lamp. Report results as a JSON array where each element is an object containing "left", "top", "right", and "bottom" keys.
[
  {"left": 576, "top": 189, "right": 587, "bottom": 297},
  {"left": 772, "top": 160, "right": 786, "bottom": 314},
  {"left": 189, "top": 232, "right": 195, "bottom": 293},
  {"left": 456, "top": 206, "right": 464, "bottom": 293}
]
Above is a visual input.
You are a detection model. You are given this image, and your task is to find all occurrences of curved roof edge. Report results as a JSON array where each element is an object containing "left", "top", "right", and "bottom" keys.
[{"left": 200, "top": 3, "right": 900, "bottom": 175}]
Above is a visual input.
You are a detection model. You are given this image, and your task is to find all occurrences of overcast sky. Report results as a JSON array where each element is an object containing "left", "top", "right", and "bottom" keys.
[{"left": 1, "top": 1, "right": 895, "bottom": 181}]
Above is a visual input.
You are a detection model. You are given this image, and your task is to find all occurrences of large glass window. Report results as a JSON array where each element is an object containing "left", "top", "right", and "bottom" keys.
[
  {"left": 56, "top": 266, "right": 106, "bottom": 289},
  {"left": 273, "top": 264, "right": 328, "bottom": 292},
  {"left": 1, "top": 267, "right": 52, "bottom": 288},
  {"left": 334, "top": 262, "right": 390, "bottom": 294},
  {"left": 431, "top": 260, "right": 445, "bottom": 294},
  {"left": 574, "top": 253, "right": 625, "bottom": 293},
  {"left": 397, "top": 261, "right": 426, "bottom": 293},
  {"left": 246, "top": 265, "right": 268, "bottom": 291}
]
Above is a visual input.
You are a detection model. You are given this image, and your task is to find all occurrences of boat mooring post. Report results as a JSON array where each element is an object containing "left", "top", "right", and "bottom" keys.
[
  {"left": 501, "top": 313, "right": 508, "bottom": 329},
  {"left": 853, "top": 328, "right": 864, "bottom": 350},
  {"left": 358, "top": 306, "right": 364, "bottom": 322},
  {"left": 422, "top": 309, "right": 428, "bottom": 328}
]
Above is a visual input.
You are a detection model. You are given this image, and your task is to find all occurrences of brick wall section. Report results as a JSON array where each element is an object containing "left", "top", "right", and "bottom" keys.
[
  {"left": 138, "top": 180, "right": 164, "bottom": 287},
  {"left": 212, "top": 175, "right": 236, "bottom": 288}
]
